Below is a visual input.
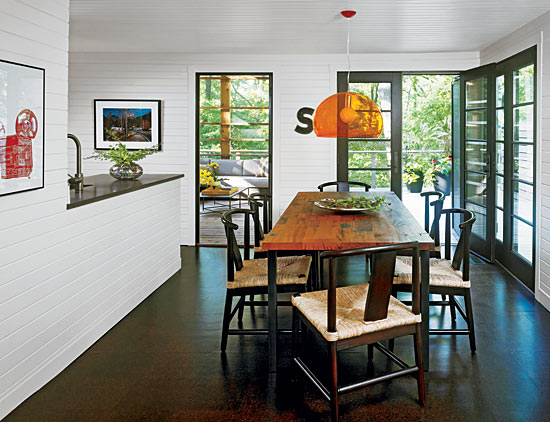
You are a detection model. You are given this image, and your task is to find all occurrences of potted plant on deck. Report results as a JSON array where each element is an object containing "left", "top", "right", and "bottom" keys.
[
  {"left": 404, "top": 161, "right": 424, "bottom": 193},
  {"left": 432, "top": 156, "right": 452, "bottom": 195}
]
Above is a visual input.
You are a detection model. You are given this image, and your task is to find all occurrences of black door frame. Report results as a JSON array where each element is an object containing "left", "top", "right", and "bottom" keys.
[
  {"left": 460, "top": 63, "right": 497, "bottom": 260},
  {"left": 494, "top": 46, "right": 537, "bottom": 290},
  {"left": 195, "top": 72, "right": 273, "bottom": 245}
]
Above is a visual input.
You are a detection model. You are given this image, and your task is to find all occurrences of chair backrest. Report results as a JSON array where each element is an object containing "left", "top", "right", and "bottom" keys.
[
  {"left": 420, "top": 191, "right": 445, "bottom": 246},
  {"left": 248, "top": 192, "right": 272, "bottom": 239},
  {"left": 221, "top": 209, "right": 253, "bottom": 282},
  {"left": 320, "top": 242, "right": 420, "bottom": 333},
  {"left": 317, "top": 180, "right": 371, "bottom": 192},
  {"left": 441, "top": 208, "right": 476, "bottom": 281}
]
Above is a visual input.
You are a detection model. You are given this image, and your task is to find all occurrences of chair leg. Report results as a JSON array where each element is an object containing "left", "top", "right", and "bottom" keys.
[
  {"left": 414, "top": 325, "right": 426, "bottom": 406},
  {"left": 449, "top": 295, "right": 457, "bottom": 321},
  {"left": 237, "top": 295, "right": 246, "bottom": 322},
  {"left": 329, "top": 342, "right": 339, "bottom": 421},
  {"left": 388, "top": 338, "right": 395, "bottom": 352},
  {"left": 367, "top": 344, "right": 374, "bottom": 362},
  {"left": 221, "top": 292, "right": 233, "bottom": 352},
  {"left": 464, "top": 289, "right": 476, "bottom": 352},
  {"left": 249, "top": 294, "right": 255, "bottom": 311}
]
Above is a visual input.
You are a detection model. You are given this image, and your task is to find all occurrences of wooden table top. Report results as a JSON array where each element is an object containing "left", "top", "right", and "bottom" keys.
[{"left": 261, "top": 191, "right": 434, "bottom": 251}]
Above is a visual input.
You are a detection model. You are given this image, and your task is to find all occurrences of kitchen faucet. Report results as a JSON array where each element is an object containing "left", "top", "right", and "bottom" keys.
[{"left": 67, "top": 133, "right": 84, "bottom": 192}]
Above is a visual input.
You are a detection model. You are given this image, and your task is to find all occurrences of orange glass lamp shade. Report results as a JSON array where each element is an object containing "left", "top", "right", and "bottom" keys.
[{"left": 313, "top": 92, "right": 383, "bottom": 138}]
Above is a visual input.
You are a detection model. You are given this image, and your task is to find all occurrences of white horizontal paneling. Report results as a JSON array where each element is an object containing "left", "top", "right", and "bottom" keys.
[
  {"left": 69, "top": 0, "right": 550, "bottom": 54},
  {"left": 0, "top": 2, "right": 182, "bottom": 420}
]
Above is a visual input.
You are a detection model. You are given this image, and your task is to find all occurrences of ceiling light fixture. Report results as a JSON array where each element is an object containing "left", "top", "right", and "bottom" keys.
[{"left": 313, "top": 10, "right": 383, "bottom": 139}]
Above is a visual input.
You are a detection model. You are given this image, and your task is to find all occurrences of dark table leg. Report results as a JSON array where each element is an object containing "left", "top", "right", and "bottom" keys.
[
  {"left": 268, "top": 250, "right": 278, "bottom": 373},
  {"left": 420, "top": 249, "right": 430, "bottom": 371}
]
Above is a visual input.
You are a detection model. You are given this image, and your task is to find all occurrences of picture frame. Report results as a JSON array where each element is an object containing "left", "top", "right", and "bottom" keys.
[
  {"left": 94, "top": 99, "right": 161, "bottom": 150},
  {"left": 0, "top": 58, "right": 45, "bottom": 197}
]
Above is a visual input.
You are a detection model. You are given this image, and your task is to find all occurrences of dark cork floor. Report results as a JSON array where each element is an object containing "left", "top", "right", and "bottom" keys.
[{"left": 5, "top": 247, "right": 550, "bottom": 422}]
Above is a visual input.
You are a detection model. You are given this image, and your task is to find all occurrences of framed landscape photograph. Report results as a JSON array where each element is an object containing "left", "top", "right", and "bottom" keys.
[
  {"left": 0, "top": 58, "right": 45, "bottom": 197},
  {"left": 94, "top": 99, "right": 161, "bottom": 150}
]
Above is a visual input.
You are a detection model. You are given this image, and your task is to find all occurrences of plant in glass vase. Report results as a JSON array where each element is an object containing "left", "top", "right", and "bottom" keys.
[{"left": 87, "top": 130, "right": 158, "bottom": 180}]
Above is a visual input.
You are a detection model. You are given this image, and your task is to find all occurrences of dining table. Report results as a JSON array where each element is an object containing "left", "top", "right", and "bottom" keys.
[{"left": 261, "top": 191, "right": 434, "bottom": 373}]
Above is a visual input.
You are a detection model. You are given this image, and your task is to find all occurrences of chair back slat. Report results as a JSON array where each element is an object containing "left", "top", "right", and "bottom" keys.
[
  {"left": 248, "top": 195, "right": 267, "bottom": 246},
  {"left": 421, "top": 191, "right": 445, "bottom": 247},
  {"left": 317, "top": 180, "right": 371, "bottom": 192},
  {"left": 321, "top": 242, "right": 420, "bottom": 333},
  {"left": 364, "top": 250, "right": 397, "bottom": 321},
  {"left": 441, "top": 208, "right": 476, "bottom": 276},
  {"left": 222, "top": 209, "right": 255, "bottom": 280}
]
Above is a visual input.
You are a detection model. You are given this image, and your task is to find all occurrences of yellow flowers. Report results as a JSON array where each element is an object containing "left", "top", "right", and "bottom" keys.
[{"left": 200, "top": 168, "right": 215, "bottom": 186}]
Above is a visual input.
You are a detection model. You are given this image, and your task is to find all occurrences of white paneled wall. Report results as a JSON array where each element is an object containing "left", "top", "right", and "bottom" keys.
[
  {"left": 68, "top": 53, "right": 190, "bottom": 242},
  {"left": 0, "top": 2, "right": 182, "bottom": 419},
  {"left": 69, "top": 52, "right": 479, "bottom": 244},
  {"left": 481, "top": 10, "right": 550, "bottom": 312}
]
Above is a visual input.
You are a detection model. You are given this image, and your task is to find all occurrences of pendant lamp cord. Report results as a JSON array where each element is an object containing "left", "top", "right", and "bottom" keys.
[{"left": 346, "top": 16, "right": 351, "bottom": 89}]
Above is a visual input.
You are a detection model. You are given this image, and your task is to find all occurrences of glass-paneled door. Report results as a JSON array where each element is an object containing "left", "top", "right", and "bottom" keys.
[
  {"left": 460, "top": 64, "right": 496, "bottom": 259},
  {"left": 337, "top": 72, "right": 402, "bottom": 196},
  {"left": 458, "top": 47, "right": 536, "bottom": 290},
  {"left": 494, "top": 48, "right": 536, "bottom": 290}
]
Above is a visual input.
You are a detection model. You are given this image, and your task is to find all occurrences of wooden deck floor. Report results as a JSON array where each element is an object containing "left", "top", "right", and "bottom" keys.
[{"left": 199, "top": 198, "right": 254, "bottom": 246}]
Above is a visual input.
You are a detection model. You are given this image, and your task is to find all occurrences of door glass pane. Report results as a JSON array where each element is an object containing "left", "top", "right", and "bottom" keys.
[
  {"left": 513, "top": 105, "right": 534, "bottom": 142},
  {"left": 350, "top": 82, "right": 391, "bottom": 110},
  {"left": 513, "top": 64, "right": 534, "bottom": 104},
  {"left": 513, "top": 218, "right": 532, "bottom": 262},
  {"left": 513, "top": 181, "right": 533, "bottom": 223},
  {"left": 465, "top": 110, "right": 487, "bottom": 140},
  {"left": 466, "top": 77, "right": 487, "bottom": 108},
  {"left": 465, "top": 172, "right": 487, "bottom": 206},
  {"left": 496, "top": 208, "right": 504, "bottom": 242},
  {"left": 496, "top": 109, "right": 504, "bottom": 140},
  {"left": 380, "top": 112, "right": 391, "bottom": 138},
  {"left": 349, "top": 169, "right": 390, "bottom": 189},
  {"left": 513, "top": 143, "right": 533, "bottom": 182},
  {"left": 496, "top": 175, "right": 504, "bottom": 208},
  {"left": 496, "top": 75, "right": 505, "bottom": 107},
  {"left": 496, "top": 142, "right": 504, "bottom": 173},
  {"left": 466, "top": 202, "right": 487, "bottom": 239},
  {"left": 465, "top": 141, "right": 487, "bottom": 172}
]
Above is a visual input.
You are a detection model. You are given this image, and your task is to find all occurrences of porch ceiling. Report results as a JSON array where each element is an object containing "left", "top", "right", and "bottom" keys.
[{"left": 69, "top": 0, "right": 550, "bottom": 54}]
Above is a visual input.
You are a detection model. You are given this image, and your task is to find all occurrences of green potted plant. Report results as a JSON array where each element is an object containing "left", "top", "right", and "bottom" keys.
[
  {"left": 404, "top": 160, "right": 424, "bottom": 193},
  {"left": 432, "top": 156, "right": 452, "bottom": 195},
  {"left": 88, "top": 132, "right": 158, "bottom": 180}
]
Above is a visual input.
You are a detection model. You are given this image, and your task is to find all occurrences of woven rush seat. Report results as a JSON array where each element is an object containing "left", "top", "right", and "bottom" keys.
[
  {"left": 227, "top": 255, "right": 311, "bottom": 289},
  {"left": 291, "top": 283, "right": 421, "bottom": 342},
  {"left": 394, "top": 256, "right": 470, "bottom": 288}
]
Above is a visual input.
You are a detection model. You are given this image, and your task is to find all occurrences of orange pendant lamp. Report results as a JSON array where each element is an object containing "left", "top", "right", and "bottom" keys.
[{"left": 313, "top": 11, "right": 383, "bottom": 139}]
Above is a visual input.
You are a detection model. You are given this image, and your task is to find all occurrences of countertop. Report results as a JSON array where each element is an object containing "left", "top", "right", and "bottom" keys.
[{"left": 67, "top": 173, "right": 185, "bottom": 209}]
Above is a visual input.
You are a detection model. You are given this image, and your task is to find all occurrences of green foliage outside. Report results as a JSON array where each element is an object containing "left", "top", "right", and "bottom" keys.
[
  {"left": 402, "top": 75, "right": 455, "bottom": 187},
  {"left": 347, "top": 75, "right": 455, "bottom": 189},
  {"left": 199, "top": 77, "right": 269, "bottom": 159}
]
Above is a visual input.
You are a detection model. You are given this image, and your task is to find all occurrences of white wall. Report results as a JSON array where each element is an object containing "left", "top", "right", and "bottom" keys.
[
  {"left": 0, "top": 2, "right": 182, "bottom": 419},
  {"left": 481, "top": 10, "right": 550, "bottom": 312},
  {"left": 68, "top": 52, "right": 480, "bottom": 245}
]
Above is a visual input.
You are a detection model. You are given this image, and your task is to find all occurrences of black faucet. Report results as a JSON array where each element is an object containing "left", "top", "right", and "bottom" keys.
[{"left": 67, "top": 133, "right": 84, "bottom": 192}]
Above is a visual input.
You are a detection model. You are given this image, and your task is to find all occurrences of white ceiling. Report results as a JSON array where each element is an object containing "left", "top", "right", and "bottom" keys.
[{"left": 69, "top": 0, "right": 550, "bottom": 54}]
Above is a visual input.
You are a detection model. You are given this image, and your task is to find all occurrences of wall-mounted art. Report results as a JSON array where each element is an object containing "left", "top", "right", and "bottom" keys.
[
  {"left": 0, "top": 59, "right": 45, "bottom": 197},
  {"left": 94, "top": 99, "right": 161, "bottom": 150}
]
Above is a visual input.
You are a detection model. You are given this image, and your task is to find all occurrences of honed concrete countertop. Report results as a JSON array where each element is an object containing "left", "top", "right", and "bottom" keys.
[{"left": 67, "top": 173, "right": 184, "bottom": 209}]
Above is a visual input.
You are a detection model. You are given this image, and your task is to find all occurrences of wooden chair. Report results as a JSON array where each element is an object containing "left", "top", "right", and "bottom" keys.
[
  {"left": 292, "top": 242, "right": 425, "bottom": 421},
  {"left": 249, "top": 192, "right": 272, "bottom": 233},
  {"left": 317, "top": 181, "right": 371, "bottom": 192},
  {"left": 393, "top": 209, "right": 477, "bottom": 351},
  {"left": 220, "top": 209, "right": 312, "bottom": 352}
]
